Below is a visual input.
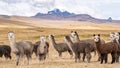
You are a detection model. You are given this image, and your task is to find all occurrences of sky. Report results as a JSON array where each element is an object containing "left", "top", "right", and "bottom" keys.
[{"left": 0, "top": 0, "right": 120, "bottom": 19}]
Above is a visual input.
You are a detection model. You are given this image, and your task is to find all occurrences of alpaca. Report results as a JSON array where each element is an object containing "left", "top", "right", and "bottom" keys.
[
  {"left": 0, "top": 45, "right": 11, "bottom": 59},
  {"left": 8, "top": 31, "right": 34, "bottom": 65},
  {"left": 93, "top": 34, "right": 118, "bottom": 64},
  {"left": 64, "top": 36, "right": 92, "bottom": 63},
  {"left": 49, "top": 35, "right": 73, "bottom": 58},
  {"left": 36, "top": 36, "right": 49, "bottom": 61},
  {"left": 70, "top": 31, "right": 105, "bottom": 61},
  {"left": 110, "top": 32, "right": 120, "bottom": 62},
  {"left": 110, "top": 32, "right": 116, "bottom": 42},
  {"left": 33, "top": 40, "right": 49, "bottom": 57}
]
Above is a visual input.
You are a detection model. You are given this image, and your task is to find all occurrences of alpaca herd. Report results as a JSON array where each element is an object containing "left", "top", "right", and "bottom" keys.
[{"left": 0, "top": 31, "right": 120, "bottom": 65}]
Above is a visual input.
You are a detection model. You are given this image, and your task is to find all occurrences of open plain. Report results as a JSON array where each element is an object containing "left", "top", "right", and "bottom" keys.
[{"left": 0, "top": 16, "right": 120, "bottom": 68}]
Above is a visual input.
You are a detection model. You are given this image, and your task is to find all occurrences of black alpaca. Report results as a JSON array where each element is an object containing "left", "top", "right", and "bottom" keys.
[{"left": 0, "top": 45, "right": 11, "bottom": 59}]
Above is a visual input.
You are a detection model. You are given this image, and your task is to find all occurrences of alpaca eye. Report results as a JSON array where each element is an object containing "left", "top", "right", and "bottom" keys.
[{"left": 44, "top": 46, "right": 46, "bottom": 48}]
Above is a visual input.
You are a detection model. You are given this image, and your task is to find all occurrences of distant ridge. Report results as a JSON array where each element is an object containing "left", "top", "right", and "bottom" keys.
[{"left": 32, "top": 9, "right": 120, "bottom": 23}]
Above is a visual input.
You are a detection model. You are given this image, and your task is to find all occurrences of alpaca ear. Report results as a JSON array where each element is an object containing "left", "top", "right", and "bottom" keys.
[
  {"left": 52, "top": 34, "right": 55, "bottom": 37},
  {"left": 74, "top": 31, "right": 77, "bottom": 33},
  {"left": 93, "top": 34, "right": 95, "bottom": 36},
  {"left": 110, "top": 32, "right": 114, "bottom": 34},
  {"left": 8, "top": 31, "right": 14, "bottom": 33},
  {"left": 98, "top": 34, "right": 100, "bottom": 36},
  {"left": 118, "top": 32, "right": 120, "bottom": 35},
  {"left": 71, "top": 31, "right": 73, "bottom": 33}
]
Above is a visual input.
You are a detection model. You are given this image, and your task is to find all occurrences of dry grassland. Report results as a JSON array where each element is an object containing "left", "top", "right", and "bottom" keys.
[
  {"left": 0, "top": 17, "right": 120, "bottom": 68},
  {"left": 0, "top": 26, "right": 120, "bottom": 68}
]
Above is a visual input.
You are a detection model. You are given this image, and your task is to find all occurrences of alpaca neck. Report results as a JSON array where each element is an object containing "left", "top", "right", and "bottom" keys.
[
  {"left": 95, "top": 40, "right": 101, "bottom": 51},
  {"left": 115, "top": 39, "right": 120, "bottom": 47},
  {"left": 71, "top": 36, "right": 80, "bottom": 43},
  {"left": 75, "top": 36, "right": 80, "bottom": 42},
  {"left": 41, "top": 41, "right": 46, "bottom": 46},
  {"left": 9, "top": 38, "right": 17, "bottom": 52},
  {"left": 65, "top": 40, "right": 75, "bottom": 56},
  {"left": 9, "top": 38, "right": 16, "bottom": 46},
  {"left": 50, "top": 37, "right": 57, "bottom": 46}
]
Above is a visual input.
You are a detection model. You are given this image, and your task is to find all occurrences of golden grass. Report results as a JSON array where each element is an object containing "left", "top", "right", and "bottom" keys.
[{"left": 0, "top": 26, "right": 120, "bottom": 68}]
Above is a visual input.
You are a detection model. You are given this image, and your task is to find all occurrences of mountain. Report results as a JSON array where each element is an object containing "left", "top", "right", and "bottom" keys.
[
  {"left": 47, "top": 9, "right": 74, "bottom": 17},
  {"left": 34, "top": 9, "right": 74, "bottom": 17},
  {"left": 32, "top": 9, "right": 75, "bottom": 20},
  {"left": 32, "top": 9, "right": 120, "bottom": 23}
]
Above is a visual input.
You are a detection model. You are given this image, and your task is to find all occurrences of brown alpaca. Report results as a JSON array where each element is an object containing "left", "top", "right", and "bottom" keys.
[{"left": 93, "top": 34, "right": 118, "bottom": 64}]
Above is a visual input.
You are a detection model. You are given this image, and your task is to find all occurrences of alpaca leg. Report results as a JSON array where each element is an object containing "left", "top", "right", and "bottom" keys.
[
  {"left": 68, "top": 50, "right": 73, "bottom": 58},
  {"left": 97, "top": 51, "right": 101, "bottom": 61},
  {"left": 46, "top": 52, "right": 49, "bottom": 58},
  {"left": 16, "top": 55, "right": 20, "bottom": 65},
  {"left": 20, "top": 55, "right": 24, "bottom": 65},
  {"left": 8, "top": 51, "right": 12, "bottom": 60},
  {"left": 26, "top": 54, "right": 30, "bottom": 65},
  {"left": 58, "top": 52, "right": 62, "bottom": 58},
  {"left": 5, "top": 52, "right": 11, "bottom": 60},
  {"left": 78, "top": 52, "right": 80, "bottom": 62},
  {"left": 116, "top": 52, "right": 119, "bottom": 63},
  {"left": 42, "top": 55, "right": 45, "bottom": 64},
  {"left": 116, "top": 56, "right": 119, "bottom": 63},
  {"left": 114, "top": 53, "right": 118, "bottom": 63},
  {"left": 83, "top": 53, "right": 86, "bottom": 62},
  {"left": 100, "top": 54, "right": 104, "bottom": 64},
  {"left": 38, "top": 54, "right": 41, "bottom": 61},
  {"left": 86, "top": 53, "right": 91, "bottom": 63},
  {"left": 8, "top": 54, "right": 12, "bottom": 60},
  {"left": 44, "top": 54, "right": 46, "bottom": 60},
  {"left": 4, "top": 51, "right": 10, "bottom": 60},
  {"left": 93, "top": 50, "right": 96, "bottom": 56},
  {"left": 38, "top": 55, "right": 41, "bottom": 63},
  {"left": 75, "top": 53, "right": 78, "bottom": 62},
  {"left": 105, "top": 54, "right": 108, "bottom": 63},
  {"left": 111, "top": 52, "right": 115, "bottom": 64},
  {"left": 85, "top": 48, "right": 91, "bottom": 63},
  {"left": 4, "top": 54, "right": 8, "bottom": 60},
  {"left": 98, "top": 54, "right": 101, "bottom": 61},
  {"left": 46, "top": 48, "right": 49, "bottom": 58}
]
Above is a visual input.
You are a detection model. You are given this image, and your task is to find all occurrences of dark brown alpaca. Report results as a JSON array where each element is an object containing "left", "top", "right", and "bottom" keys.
[{"left": 93, "top": 34, "right": 118, "bottom": 64}]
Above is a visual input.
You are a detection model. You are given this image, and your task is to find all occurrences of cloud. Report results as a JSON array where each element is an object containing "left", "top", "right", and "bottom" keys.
[
  {"left": 0, "top": 0, "right": 55, "bottom": 16},
  {"left": 0, "top": 0, "right": 119, "bottom": 19}
]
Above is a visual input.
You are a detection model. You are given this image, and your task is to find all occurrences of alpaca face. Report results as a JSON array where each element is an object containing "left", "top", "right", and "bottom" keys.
[
  {"left": 110, "top": 32, "right": 115, "bottom": 42},
  {"left": 93, "top": 34, "right": 100, "bottom": 42},
  {"left": 114, "top": 32, "right": 120, "bottom": 41},
  {"left": 64, "top": 36, "right": 71, "bottom": 43},
  {"left": 48, "top": 35, "right": 54, "bottom": 40},
  {"left": 8, "top": 31, "right": 15, "bottom": 41},
  {"left": 71, "top": 31, "right": 78, "bottom": 38},
  {"left": 70, "top": 31, "right": 79, "bottom": 42},
  {"left": 39, "top": 36, "right": 48, "bottom": 54},
  {"left": 40, "top": 36, "right": 46, "bottom": 42}
]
